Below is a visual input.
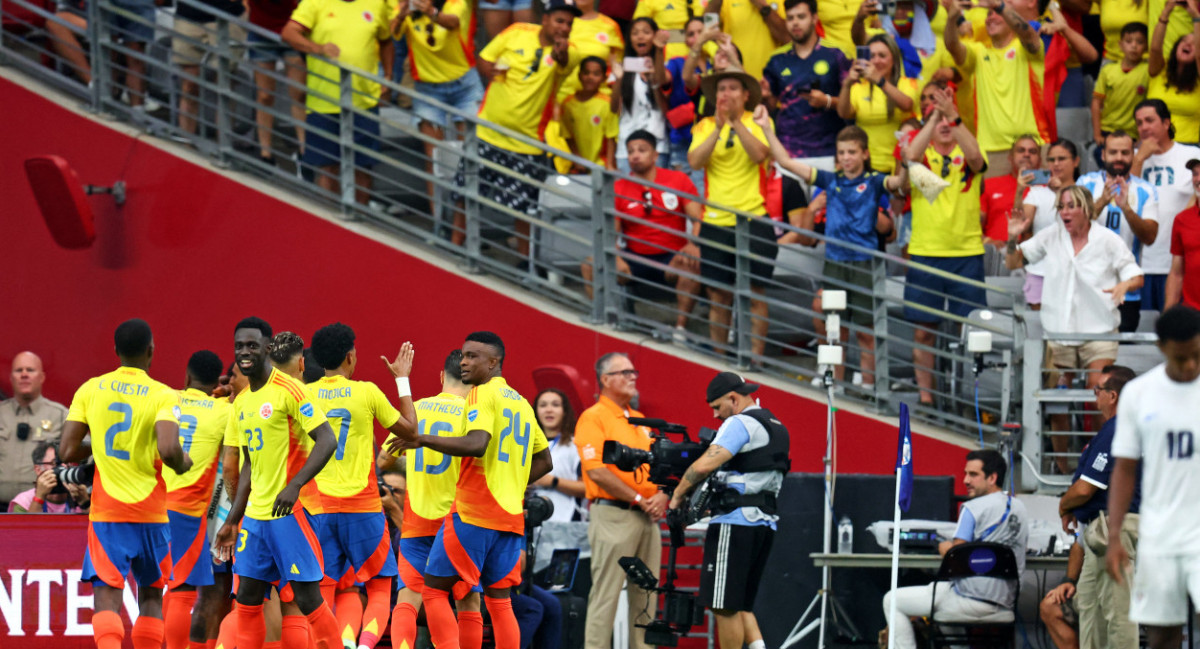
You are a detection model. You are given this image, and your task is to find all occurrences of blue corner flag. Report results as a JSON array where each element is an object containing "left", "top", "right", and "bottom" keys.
[{"left": 896, "top": 403, "right": 913, "bottom": 512}]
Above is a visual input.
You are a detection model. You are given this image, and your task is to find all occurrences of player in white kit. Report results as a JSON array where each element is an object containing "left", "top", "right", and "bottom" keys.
[{"left": 1106, "top": 304, "right": 1200, "bottom": 649}]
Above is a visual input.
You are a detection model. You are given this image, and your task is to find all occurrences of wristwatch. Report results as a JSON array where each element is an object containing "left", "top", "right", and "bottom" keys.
[
  {"left": 950, "top": 116, "right": 963, "bottom": 127},
  {"left": 760, "top": 2, "right": 778, "bottom": 18},
  {"left": 551, "top": 476, "right": 560, "bottom": 489}
]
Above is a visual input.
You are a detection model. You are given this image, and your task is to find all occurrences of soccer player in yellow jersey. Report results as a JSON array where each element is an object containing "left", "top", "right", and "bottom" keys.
[
  {"left": 163, "top": 350, "right": 234, "bottom": 649},
  {"left": 397, "top": 332, "right": 552, "bottom": 649},
  {"left": 379, "top": 349, "right": 483, "bottom": 649},
  {"left": 214, "top": 317, "right": 342, "bottom": 649},
  {"left": 309, "top": 323, "right": 419, "bottom": 649},
  {"left": 60, "top": 318, "right": 192, "bottom": 649}
]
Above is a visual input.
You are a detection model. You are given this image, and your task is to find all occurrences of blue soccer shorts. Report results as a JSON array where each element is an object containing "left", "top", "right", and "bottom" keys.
[
  {"left": 82, "top": 520, "right": 172, "bottom": 589},
  {"left": 425, "top": 513, "right": 523, "bottom": 589}
]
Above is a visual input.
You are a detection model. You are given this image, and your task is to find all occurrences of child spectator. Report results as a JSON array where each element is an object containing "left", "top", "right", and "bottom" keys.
[
  {"left": 1148, "top": 0, "right": 1200, "bottom": 143},
  {"left": 558, "top": 0, "right": 624, "bottom": 102},
  {"left": 1098, "top": 0, "right": 1148, "bottom": 62},
  {"left": 559, "top": 56, "right": 619, "bottom": 170},
  {"left": 758, "top": 116, "right": 907, "bottom": 389},
  {"left": 1092, "top": 22, "right": 1150, "bottom": 151},
  {"left": 613, "top": 18, "right": 671, "bottom": 171}
]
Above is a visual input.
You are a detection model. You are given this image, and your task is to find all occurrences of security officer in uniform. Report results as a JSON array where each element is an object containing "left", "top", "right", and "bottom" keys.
[
  {"left": 0, "top": 352, "right": 67, "bottom": 507},
  {"left": 668, "top": 372, "right": 790, "bottom": 649}
]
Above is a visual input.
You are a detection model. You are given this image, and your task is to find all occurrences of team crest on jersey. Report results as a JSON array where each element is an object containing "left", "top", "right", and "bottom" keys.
[
  {"left": 467, "top": 408, "right": 478, "bottom": 422},
  {"left": 597, "top": 32, "right": 609, "bottom": 44},
  {"left": 260, "top": 403, "right": 273, "bottom": 419},
  {"left": 1005, "top": 49, "right": 1016, "bottom": 60},
  {"left": 813, "top": 60, "right": 830, "bottom": 76},
  {"left": 300, "top": 402, "right": 314, "bottom": 417},
  {"left": 662, "top": 192, "right": 679, "bottom": 210},
  {"left": 362, "top": 10, "right": 374, "bottom": 22},
  {"left": 952, "top": 155, "right": 963, "bottom": 167},
  {"left": 1137, "top": 85, "right": 1146, "bottom": 95},
  {"left": 592, "top": 114, "right": 602, "bottom": 126},
  {"left": 856, "top": 183, "right": 867, "bottom": 193}
]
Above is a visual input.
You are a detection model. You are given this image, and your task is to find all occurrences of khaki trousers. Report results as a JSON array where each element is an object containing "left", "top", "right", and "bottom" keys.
[
  {"left": 583, "top": 504, "right": 662, "bottom": 649},
  {"left": 1078, "top": 514, "right": 1140, "bottom": 649}
]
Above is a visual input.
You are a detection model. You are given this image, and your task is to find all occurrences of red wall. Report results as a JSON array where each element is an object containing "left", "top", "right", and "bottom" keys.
[{"left": 0, "top": 77, "right": 969, "bottom": 481}]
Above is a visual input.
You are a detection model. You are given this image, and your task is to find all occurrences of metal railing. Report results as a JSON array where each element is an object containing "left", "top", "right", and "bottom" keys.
[{"left": 1, "top": 0, "right": 1106, "bottom": 480}]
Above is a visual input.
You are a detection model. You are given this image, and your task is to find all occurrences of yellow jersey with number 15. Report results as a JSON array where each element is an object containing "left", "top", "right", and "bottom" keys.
[
  {"left": 165, "top": 388, "right": 231, "bottom": 518},
  {"left": 384, "top": 392, "right": 467, "bottom": 538},
  {"left": 455, "top": 377, "right": 548, "bottom": 534},
  {"left": 311, "top": 375, "right": 401, "bottom": 513},
  {"left": 232, "top": 368, "right": 328, "bottom": 521},
  {"left": 66, "top": 367, "right": 181, "bottom": 523}
]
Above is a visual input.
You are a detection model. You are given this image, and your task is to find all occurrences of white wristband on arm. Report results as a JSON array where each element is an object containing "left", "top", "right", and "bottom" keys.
[{"left": 395, "top": 377, "right": 411, "bottom": 398}]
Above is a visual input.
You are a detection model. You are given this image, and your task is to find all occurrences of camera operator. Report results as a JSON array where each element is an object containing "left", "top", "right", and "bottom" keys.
[
  {"left": 1, "top": 352, "right": 68, "bottom": 507},
  {"left": 667, "top": 372, "right": 790, "bottom": 649},
  {"left": 7, "top": 439, "right": 89, "bottom": 514},
  {"left": 575, "top": 352, "right": 667, "bottom": 649}
]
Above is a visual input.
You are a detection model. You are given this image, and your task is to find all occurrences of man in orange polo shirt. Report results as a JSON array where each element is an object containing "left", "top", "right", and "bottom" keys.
[{"left": 575, "top": 352, "right": 668, "bottom": 649}]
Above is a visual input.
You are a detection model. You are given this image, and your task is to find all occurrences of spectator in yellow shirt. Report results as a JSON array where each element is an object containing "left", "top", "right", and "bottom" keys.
[
  {"left": 836, "top": 33, "right": 919, "bottom": 173},
  {"left": 688, "top": 70, "right": 775, "bottom": 358},
  {"left": 705, "top": 0, "right": 788, "bottom": 77},
  {"left": 1092, "top": 22, "right": 1149, "bottom": 151},
  {"left": 560, "top": 56, "right": 619, "bottom": 169},
  {"left": 558, "top": 0, "right": 624, "bottom": 101},
  {"left": 634, "top": 0, "right": 706, "bottom": 59},
  {"left": 1147, "top": 0, "right": 1200, "bottom": 143}
]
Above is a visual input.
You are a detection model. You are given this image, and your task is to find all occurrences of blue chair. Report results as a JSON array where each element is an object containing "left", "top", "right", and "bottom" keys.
[{"left": 927, "top": 542, "right": 1020, "bottom": 649}]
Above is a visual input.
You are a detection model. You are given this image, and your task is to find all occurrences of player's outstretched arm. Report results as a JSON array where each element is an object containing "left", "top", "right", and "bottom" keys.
[
  {"left": 528, "top": 448, "right": 554, "bottom": 484},
  {"left": 59, "top": 421, "right": 91, "bottom": 463},
  {"left": 396, "top": 429, "right": 490, "bottom": 458},
  {"left": 381, "top": 342, "right": 419, "bottom": 442},
  {"left": 157, "top": 420, "right": 193, "bottom": 475}
]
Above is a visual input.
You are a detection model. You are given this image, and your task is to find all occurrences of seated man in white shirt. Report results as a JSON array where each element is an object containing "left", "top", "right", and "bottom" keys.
[
  {"left": 1005, "top": 184, "right": 1145, "bottom": 473},
  {"left": 882, "top": 450, "right": 1030, "bottom": 649}
]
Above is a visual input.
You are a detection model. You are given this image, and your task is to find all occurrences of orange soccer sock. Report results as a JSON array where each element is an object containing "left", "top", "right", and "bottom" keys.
[
  {"left": 335, "top": 590, "right": 364, "bottom": 643},
  {"left": 131, "top": 616, "right": 165, "bottom": 649},
  {"left": 92, "top": 610, "right": 126, "bottom": 649},
  {"left": 421, "top": 587, "right": 460, "bottom": 649},
  {"left": 484, "top": 596, "right": 519, "bottom": 649},
  {"left": 357, "top": 579, "right": 391, "bottom": 649},
  {"left": 264, "top": 641, "right": 282, "bottom": 649},
  {"left": 458, "top": 610, "right": 484, "bottom": 649},
  {"left": 305, "top": 602, "right": 343, "bottom": 649},
  {"left": 320, "top": 580, "right": 337, "bottom": 610},
  {"left": 282, "top": 615, "right": 311, "bottom": 649},
  {"left": 206, "top": 640, "right": 217, "bottom": 649},
  {"left": 389, "top": 602, "right": 418, "bottom": 649},
  {"left": 165, "top": 590, "right": 199, "bottom": 649},
  {"left": 216, "top": 603, "right": 238, "bottom": 649},
  {"left": 236, "top": 603, "right": 266, "bottom": 649}
]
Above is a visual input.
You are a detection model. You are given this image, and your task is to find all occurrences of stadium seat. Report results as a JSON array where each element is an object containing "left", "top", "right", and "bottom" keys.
[
  {"left": 531, "top": 364, "right": 590, "bottom": 416},
  {"left": 927, "top": 542, "right": 1020, "bottom": 649}
]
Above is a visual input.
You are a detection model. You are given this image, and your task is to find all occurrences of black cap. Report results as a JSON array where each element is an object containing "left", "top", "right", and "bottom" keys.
[
  {"left": 1187, "top": 159, "right": 1200, "bottom": 172},
  {"left": 705, "top": 372, "right": 760, "bottom": 403},
  {"left": 544, "top": 0, "right": 583, "bottom": 16}
]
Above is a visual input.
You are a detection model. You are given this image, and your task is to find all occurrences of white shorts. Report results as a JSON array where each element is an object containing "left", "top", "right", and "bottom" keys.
[{"left": 1130, "top": 552, "right": 1200, "bottom": 625}]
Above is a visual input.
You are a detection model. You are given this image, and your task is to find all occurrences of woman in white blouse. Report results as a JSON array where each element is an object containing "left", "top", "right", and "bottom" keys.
[{"left": 530, "top": 389, "right": 587, "bottom": 522}]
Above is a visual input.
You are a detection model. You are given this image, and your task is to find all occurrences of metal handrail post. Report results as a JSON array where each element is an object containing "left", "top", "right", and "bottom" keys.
[
  {"left": 462, "top": 129, "right": 481, "bottom": 272},
  {"left": 1020, "top": 330, "right": 1043, "bottom": 492},
  {"left": 337, "top": 71, "right": 355, "bottom": 216},
  {"left": 871, "top": 258, "right": 891, "bottom": 411},
  {"left": 88, "top": 0, "right": 107, "bottom": 113},
  {"left": 214, "top": 18, "right": 233, "bottom": 166},
  {"left": 587, "top": 168, "right": 608, "bottom": 325},
  {"left": 733, "top": 216, "right": 752, "bottom": 370}
]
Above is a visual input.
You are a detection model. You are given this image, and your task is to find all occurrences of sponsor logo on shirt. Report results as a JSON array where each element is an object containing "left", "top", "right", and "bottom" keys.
[
  {"left": 300, "top": 402, "right": 314, "bottom": 417},
  {"left": 813, "top": 60, "right": 830, "bottom": 76},
  {"left": 173, "top": 406, "right": 182, "bottom": 419},
  {"left": 260, "top": 403, "right": 273, "bottom": 419},
  {"left": 782, "top": 68, "right": 792, "bottom": 76},
  {"left": 467, "top": 408, "right": 478, "bottom": 422}
]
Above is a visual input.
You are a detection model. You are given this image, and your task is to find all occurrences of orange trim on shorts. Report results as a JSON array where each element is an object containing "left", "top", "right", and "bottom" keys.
[
  {"left": 86, "top": 522, "right": 126, "bottom": 588},
  {"left": 295, "top": 509, "right": 325, "bottom": 568},
  {"left": 355, "top": 525, "right": 393, "bottom": 582},
  {"left": 488, "top": 557, "right": 522, "bottom": 590},
  {"left": 396, "top": 546, "right": 425, "bottom": 593},
  {"left": 442, "top": 516, "right": 481, "bottom": 586},
  {"left": 337, "top": 568, "right": 356, "bottom": 590},
  {"left": 169, "top": 515, "right": 209, "bottom": 589},
  {"left": 153, "top": 552, "right": 172, "bottom": 589}
]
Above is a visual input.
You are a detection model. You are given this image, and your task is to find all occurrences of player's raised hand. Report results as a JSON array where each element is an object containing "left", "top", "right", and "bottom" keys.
[
  {"left": 213, "top": 522, "right": 238, "bottom": 563},
  {"left": 381, "top": 342, "right": 415, "bottom": 378},
  {"left": 272, "top": 483, "right": 301, "bottom": 518}
]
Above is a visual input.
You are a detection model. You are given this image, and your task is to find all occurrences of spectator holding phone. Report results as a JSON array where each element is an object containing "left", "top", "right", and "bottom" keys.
[
  {"left": 634, "top": 0, "right": 706, "bottom": 59},
  {"left": 1012, "top": 138, "right": 1084, "bottom": 309},
  {"left": 613, "top": 18, "right": 671, "bottom": 171},
  {"left": 704, "top": 0, "right": 787, "bottom": 79},
  {"left": 1147, "top": 0, "right": 1200, "bottom": 143},
  {"left": 981, "top": 135, "right": 1042, "bottom": 252},
  {"left": 836, "top": 34, "right": 918, "bottom": 174},
  {"left": 0, "top": 352, "right": 66, "bottom": 507}
]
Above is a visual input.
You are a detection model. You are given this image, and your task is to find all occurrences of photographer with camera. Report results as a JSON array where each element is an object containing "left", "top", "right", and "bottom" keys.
[
  {"left": 6, "top": 439, "right": 89, "bottom": 514},
  {"left": 576, "top": 352, "right": 667, "bottom": 649},
  {"left": 1, "top": 352, "right": 68, "bottom": 507},
  {"left": 667, "top": 372, "right": 790, "bottom": 649}
]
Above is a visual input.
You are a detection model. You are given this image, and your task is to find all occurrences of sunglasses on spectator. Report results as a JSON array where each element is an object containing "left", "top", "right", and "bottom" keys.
[
  {"left": 642, "top": 190, "right": 654, "bottom": 217},
  {"left": 604, "top": 369, "right": 640, "bottom": 379},
  {"left": 1093, "top": 384, "right": 1116, "bottom": 395},
  {"left": 725, "top": 128, "right": 736, "bottom": 149},
  {"left": 425, "top": 21, "right": 435, "bottom": 47},
  {"left": 525, "top": 47, "right": 544, "bottom": 80},
  {"left": 941, "top": 154, "right": 952, "bottom": 179}
]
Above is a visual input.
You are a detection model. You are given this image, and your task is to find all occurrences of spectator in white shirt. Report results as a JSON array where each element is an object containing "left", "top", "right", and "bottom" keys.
[
  {"left": 1133, "top": 99, "right": 1200, "bottom": 310},
  {"left": 530, "top": 388, "right": 587, "bottom": 522},
  {"left": 1005, "top": 185, "right": 1144, "bottom": 471}
]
